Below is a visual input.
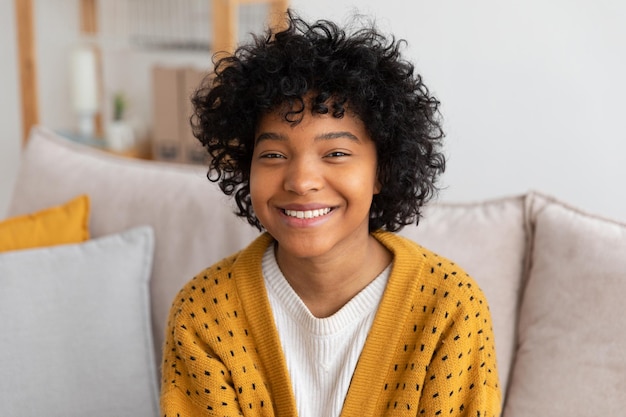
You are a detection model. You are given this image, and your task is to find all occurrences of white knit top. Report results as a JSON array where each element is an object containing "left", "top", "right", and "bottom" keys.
[{"left": 262, "top": 245, "right": 391, "bottom": 417}]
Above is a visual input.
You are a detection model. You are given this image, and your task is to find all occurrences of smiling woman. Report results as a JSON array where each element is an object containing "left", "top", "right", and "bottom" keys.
[{"left": 161, "top": 9, "right": 501, "bottom": 417}]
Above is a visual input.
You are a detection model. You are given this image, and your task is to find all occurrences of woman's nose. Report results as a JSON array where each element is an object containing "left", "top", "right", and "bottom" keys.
[{"left": 283, "top": 157, "right": 323, "bottom": 195}]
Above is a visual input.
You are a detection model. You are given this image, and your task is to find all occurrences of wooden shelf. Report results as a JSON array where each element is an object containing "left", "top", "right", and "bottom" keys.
[
  {"left": 14, "top": 0, "right": 289, "bottom": 145},
  {"left": 14, "top": 0, "right": 39, "bottom": 144},
  {"left": 212, "top": 0, "right": 288, "bottom": 53}
]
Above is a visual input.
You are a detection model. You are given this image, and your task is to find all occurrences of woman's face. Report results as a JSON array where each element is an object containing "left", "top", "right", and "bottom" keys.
[{"left": 250, "top": 108, "right": 380, "bottom": 262}]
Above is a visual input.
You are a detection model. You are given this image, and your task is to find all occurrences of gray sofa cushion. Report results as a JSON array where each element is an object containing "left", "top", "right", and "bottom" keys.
[
  {"left": 503, "top": 197, "right": 626, "bottom": 416},
  {"left": 0, "top": 226, "right": 158, "bottom": 417}
]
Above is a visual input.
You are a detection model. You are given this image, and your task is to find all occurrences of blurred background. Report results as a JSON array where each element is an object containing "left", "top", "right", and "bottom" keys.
[{"left": 1, "top": 0, "right": 625, "bottom": 221}]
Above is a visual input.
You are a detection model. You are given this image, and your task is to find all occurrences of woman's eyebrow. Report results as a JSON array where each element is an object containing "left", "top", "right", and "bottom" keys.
[
  {"left": 315, "top": 131, "right": 360, "bottom": 142},
  {"left": 255, "top": 132, "right": 286, "bottom": 144},
  {"left": 255, "top": 131, "right": 361, "bottom": 144}
]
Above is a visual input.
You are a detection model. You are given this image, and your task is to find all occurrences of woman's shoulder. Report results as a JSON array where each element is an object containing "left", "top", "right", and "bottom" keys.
[
  {"left": 374, "top": 230, "right": 466, "bottom": 271},
  {"left": 374, "top": 230, "right": 488, "bottom": 304},
  {"left": 172, "top": 232, "right": 274, "bottom": 306}
]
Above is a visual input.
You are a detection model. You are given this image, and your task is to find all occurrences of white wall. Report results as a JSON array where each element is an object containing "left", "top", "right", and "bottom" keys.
[
  {"left": 1, "top": 0, "right": 625, "bottom": 221},
  {"left": 290, "top": 0, "right": 626, "bottom": 221}
]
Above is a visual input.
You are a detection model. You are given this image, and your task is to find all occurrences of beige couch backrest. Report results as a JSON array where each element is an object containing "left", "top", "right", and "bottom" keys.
[{"left": 10, "top": 127, "right": 626, "bottom": 416}]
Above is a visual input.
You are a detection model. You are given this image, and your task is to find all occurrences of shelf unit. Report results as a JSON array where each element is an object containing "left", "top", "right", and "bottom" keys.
[{"left": 14, "top": 0, "right": 289, "bottom": 144}]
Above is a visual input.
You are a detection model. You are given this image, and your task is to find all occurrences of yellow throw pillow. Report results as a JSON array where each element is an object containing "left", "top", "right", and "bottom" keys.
[{"left": 0, "top": 195, "right": 90, "bottom": 252}]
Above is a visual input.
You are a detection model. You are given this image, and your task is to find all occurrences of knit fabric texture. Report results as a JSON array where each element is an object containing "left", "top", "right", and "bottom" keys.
[{"left": 160, "top": 231, "right": 502, "bottom": 416}]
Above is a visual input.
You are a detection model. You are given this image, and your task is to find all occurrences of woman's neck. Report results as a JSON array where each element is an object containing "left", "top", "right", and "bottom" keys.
[{"left": 275, "top": 234, "right": 392, "bottom": 318}]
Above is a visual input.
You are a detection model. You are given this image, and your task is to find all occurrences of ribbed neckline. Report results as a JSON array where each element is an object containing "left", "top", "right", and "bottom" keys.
[{"left": 262, "top": 245, "right": 391, "bottom": 337}]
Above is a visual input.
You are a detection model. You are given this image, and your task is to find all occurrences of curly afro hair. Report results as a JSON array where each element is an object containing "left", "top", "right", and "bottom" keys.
[{"left": 191, "top": 10, "right": 445, "bottom": 232}]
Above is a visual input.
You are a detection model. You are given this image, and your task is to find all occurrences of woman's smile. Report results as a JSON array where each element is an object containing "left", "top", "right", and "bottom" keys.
[{"left": 282, "top": 207, "right": 333, "bottom": 219}]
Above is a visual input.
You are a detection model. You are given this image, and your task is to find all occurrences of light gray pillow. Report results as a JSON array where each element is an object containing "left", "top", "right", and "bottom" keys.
[
  {"left": 0, "top": 226, "right": 158, "bottom": 417},
  {"left": 504, "top": 201, "right": 626, "bottom": 416}
]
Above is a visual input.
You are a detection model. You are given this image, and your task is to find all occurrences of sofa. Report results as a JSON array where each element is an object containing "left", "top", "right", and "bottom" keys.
[{"left": 2, "top": 126, "right": 625, "bottom": 416}]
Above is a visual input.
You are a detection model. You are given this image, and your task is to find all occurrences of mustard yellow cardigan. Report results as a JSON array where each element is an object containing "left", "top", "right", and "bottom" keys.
[{"left": 160, "top": 231, "right": 501, "bottom": 416}]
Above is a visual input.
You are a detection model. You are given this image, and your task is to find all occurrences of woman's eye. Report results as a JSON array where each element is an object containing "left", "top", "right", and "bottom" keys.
[
  {"left": 260, "top": 153, "right": 285, "bottom": 159},
  {"left": 326, "top": 151, "right": 350, "bottom": 158}
]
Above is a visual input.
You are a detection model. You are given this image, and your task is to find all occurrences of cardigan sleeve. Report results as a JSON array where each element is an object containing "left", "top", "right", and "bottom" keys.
[
  {"left": 159, "top": 259, "right": 279, "bottom": 417},
  {"left": 160, "top": 295, "right": 245, "bottom": 417},
  {"left": 418, "top": 284, "right": 502, "bottom": 417}
]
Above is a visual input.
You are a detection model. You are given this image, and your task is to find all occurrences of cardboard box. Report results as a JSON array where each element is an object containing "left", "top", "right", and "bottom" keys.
[
  {"left": 152, "top": 66, "right": 183, "bottom": 163},
  {"left": 152, "top": 66, "right": 208, "bottom": 164},
  {"left": 179, "top": 67, "right": 208, "bottom": 165}
]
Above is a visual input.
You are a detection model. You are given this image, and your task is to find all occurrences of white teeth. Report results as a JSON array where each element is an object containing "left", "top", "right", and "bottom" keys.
[{"left": 284, "top": 208, "right": 331, "bottom": 219}]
